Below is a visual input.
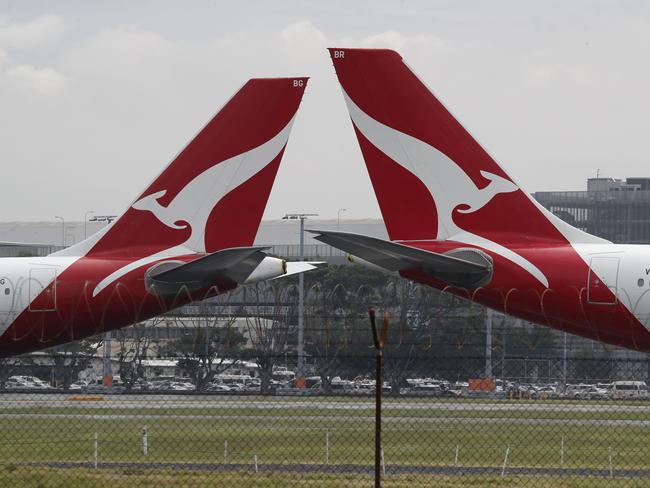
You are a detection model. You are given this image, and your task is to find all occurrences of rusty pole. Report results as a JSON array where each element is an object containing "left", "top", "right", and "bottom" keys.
[{"left": 369, "top": 309, "right": 390, "bottom": 488}]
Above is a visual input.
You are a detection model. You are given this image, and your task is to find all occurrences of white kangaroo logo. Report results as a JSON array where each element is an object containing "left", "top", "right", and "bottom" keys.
[
  {"left": 92, "top": 116, "right": 296, "bottom": 297},
  {"left": 343, "top": 90, "right": 548, "bottom": 287}
]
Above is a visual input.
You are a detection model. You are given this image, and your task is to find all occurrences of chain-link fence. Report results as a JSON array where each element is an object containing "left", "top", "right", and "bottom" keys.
[{"left": 0, "top": 267, "right": 648, "bottom": 487}]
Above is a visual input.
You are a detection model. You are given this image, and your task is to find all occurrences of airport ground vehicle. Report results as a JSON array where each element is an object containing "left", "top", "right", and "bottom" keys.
[{"left": 610, "top": 380, "right": 648, "bottom": 399}]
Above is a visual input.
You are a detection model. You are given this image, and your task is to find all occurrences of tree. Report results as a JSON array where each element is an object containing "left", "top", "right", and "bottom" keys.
[
  {"left": 380, "top": 279, "right": 423, "bottom": 395},
  {"left": 571, "top": 346, "right": 614, "bottom": 382},
  {"left": 0, "top": 356, "right": 34, "bottom": 389},
  {"left": 115, "top": 319, "right": 154, "bottom": 391},
  {"left": 46, "top": 339, "right": 100, "bottom": 389},
  {"left": 161, "top": 313, "right": 246, "bottom": 392},
  {"left": 242, "top": 281, "right": 297, "bottom": 394},
  {"left": 304, "top": 282, "right": 352, "bottom": 394}
]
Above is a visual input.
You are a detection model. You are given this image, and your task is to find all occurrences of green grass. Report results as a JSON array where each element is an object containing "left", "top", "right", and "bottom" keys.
[
  {"left": 0, "top": 412, "right": 646, "bottom": 468},
  {"left": 0, "top": 466, "right": 649, "bottom": 488},
  {"left": 0, "top": 396, "right": 648, "bottom": 485}
]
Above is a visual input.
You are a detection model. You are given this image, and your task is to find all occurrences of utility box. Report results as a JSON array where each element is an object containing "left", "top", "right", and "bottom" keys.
[{"left": 468, "top": 378, "right": 496, "bottom": 392}]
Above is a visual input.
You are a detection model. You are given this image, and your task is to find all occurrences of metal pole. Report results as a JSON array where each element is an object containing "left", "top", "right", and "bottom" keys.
[
  {"left": 563, "top": 332, "right": 568, "bottom": 386},
  {"left": 142, "top": 425, "right": 148, "bottom": 456},
  {"left": 485, "top": 308, "right": 493, "bottom": 378},
  {"left": 369, "top": 310, "right": 389, "bottom": 488},
  {"left": 55, "top": 216, "right": 65, "bottom": 246},
  {"left": 93, "top": 432, "right": 98, "bottom": 468},
  {"left": 325, "top": 431, "right": 330, "bottom": 464},
  {"left": 281, "top": 212, "right": 317, "bottom": 388},
  {"left": 84, "top": 211, "right": 94, "bottom": 239},
  {"left": 608, "top": 447, "right": 613, "bottom": 478},
  {"left": 297, "top": 216, "right": 305, "bottom": 385},
  {"left": 375, "top": 342, "right": 382, "bottom": 487},
  {"left": 337, "top": 208, "right": 346, "bottom": 231},
  {"left": 501, "top": 445, "right": 510, "bottom": 477},
  {"left": 103, "top": 331, "right": 112, "bottom": 387}
]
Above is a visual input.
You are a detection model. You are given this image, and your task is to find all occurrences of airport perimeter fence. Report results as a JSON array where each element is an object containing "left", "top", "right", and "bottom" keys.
[{"left": 0, "top": 273, "right": 649, "bottom": 487}]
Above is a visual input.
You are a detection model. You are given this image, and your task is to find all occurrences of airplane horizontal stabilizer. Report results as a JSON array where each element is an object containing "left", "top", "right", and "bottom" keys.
[
  {"left": 146, "top": 246, "right": 269, "bottom": 295},
  {"left": 276, "top": 261, "right": 328, "bottom": 279},
  {"left": 308, "top": 230, "right": 492, "bottom": 288}
]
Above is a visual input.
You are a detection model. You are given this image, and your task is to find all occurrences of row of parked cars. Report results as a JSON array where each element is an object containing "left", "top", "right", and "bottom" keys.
[
  {"left": 2, "top": 375, "right": 649, "bottom": 400},
  {"left": 4, "top": 375, "right": 53, "bottom": 390},
  {"left": 503, "top": 380, "right": 649, "bottom": 400}
]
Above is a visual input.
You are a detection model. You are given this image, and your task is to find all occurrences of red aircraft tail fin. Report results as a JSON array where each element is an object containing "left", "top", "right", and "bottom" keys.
[
  {"left": 58, "top": 77, "right": 308, "bottom": 258},
  {"left": 328, "top": 47, "right": 603, "bottom": 246}
]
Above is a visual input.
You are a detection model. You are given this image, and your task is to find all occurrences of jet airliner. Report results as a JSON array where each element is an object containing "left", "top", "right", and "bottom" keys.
[
  {"left": 0, "top": 77, "right": 319, "bottom": 356},
  {"left": 311, "top": 48, "right": 650, "bottom": 352}
]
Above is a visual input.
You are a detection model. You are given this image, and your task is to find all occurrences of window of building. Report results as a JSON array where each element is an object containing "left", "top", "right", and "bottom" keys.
[
  {"left": 638, "top": 279, "right": 644, "bottom": 287},
  {"left": 4, "top": 288, "right": 9, "bottom": 295}
]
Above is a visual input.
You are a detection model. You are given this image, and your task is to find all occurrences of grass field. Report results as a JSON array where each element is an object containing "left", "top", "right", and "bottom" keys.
[
  {"left": 0, "top": 395, "right": 648, "bottom": 486},
  {"left": 1, "top": 467, "right": 650, "bottom": 488}
]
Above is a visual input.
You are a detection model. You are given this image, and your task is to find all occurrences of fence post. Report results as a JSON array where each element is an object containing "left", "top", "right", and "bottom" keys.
[
  {"left": 368, "top": 309, "right": 390, "bottom": 488},
  {"left": 224, "top": 440, "right": 228, "bottom": 464},
  {"left": 501, "top": 446, "right": 510, "bottom": 477},
  {"left": 560, "top": 435, "right": 564, "bottom": 467},
  {"left": 608, "top": 447, "right": 613, "bottom": 478},
  {"left": 380, "top": 447, "right": 386, "bottom": 476},
  {"left": 325, "top": 431, "right": 330, "bottom": 464},
  {"left": 454, "top": 445, "right": 459, "bottom": 466},
  {"left": 93, "top": 432, "right": 98, "bottom": 469},
  {"left": 254, "top": 454, "right": 259, "bottom": 473},
  {"left": 142, "top": 425, "right": 148, "bottom": 456}
]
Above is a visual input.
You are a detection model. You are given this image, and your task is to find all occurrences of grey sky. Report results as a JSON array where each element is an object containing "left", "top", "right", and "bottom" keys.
[{"left": 1, "top": 1, "right": 650, "bottom": 222}]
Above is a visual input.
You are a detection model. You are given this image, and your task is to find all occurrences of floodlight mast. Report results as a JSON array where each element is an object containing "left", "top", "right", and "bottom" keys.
[
  {"left": 84, "top": 211, "right": 94, "bottom": 239},
  {"left": 86, "top": 214, "right": 117, "bottom": 386},
  {"left": 54, "top": 216, "right": 64, "bottom": 246},
  {"left": 282, "top": 213, "right": 318, "bottom": 388},
  {"left": 337, "top": 208, "right": 347, "bottom": 231}
]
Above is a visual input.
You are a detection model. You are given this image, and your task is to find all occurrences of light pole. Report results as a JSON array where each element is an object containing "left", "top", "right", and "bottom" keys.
[
  {"left": 337, "top": 208, "right": 347, "bottom": 231},
  {"left": 103, "top": 330, "right": 113, "bottom": 388},
  {"left": 65, "top": 228, "right": 76, "bottom": 245},
  {"left": 54, "top": 216, "right": 64, "bottom": 246},
  {"left": 84, "top": 211, "right": 94, "bottom": 239},
  {"left": 485, "top": 308, "right": 493, "bottom": 379},
  {"left": 282, "top": 212, "right": 318, "bottom": 388},
  {"left": 563, "top": 332, "right": 568, "bottom": 386},
  {"left": 89, "top": 214, "right": 117, "bottom": 387}
]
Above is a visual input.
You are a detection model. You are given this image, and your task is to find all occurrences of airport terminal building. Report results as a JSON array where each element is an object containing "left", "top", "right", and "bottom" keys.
[{"left": 534, "top": 177, "right": 650, "bottom": 244}]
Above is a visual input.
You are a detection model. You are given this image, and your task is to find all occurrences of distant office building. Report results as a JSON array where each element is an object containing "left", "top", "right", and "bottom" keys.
[
  {"left": 535, "top": 178, "right": 650, "bottom": 380},
  {"left": 0, "top": 219, "right": 388, "bottom": 262},
  {"left": 0, "top": 242, "right": 60, "bottom": 257},
  {"left": 534, "top": 177, "right": 650, "bottom": 244}
]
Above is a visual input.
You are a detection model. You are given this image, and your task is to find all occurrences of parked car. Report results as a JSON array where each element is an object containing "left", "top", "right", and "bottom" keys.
[
  {"left": 8, "top": 375, "right": 51, "bottom": 389},
  {"left": 532, "top": 386, "right": 558, "bottom": 399},
  {"left": 610, "top": 381, "right": 648, "bottom": 400},
  {"left": 68, "top": 381, "right": 89, "bottom": 390},
  {"left": 579, "top": 386, "right": 610, "bottom": 400},
  {"left": 562, "top": 384, "right": 591, "bottom": 399}
]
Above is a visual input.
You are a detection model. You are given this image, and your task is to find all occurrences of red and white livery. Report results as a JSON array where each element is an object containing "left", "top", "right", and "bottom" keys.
[
  {"left": 0, "top": 77, "right": 318, "bottom": 356},
  {"left": 312, "top": 48, "right": 650, "bottom": 352}
]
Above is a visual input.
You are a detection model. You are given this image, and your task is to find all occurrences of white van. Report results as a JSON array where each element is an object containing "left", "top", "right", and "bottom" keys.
[{"left": 610, "top": 381, "right": 647, "bottom": 400}]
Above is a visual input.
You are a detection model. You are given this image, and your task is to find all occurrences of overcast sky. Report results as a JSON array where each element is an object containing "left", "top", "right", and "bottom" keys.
[{"left": 1, "top": 1, "right": 650, "bottom": 222}]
